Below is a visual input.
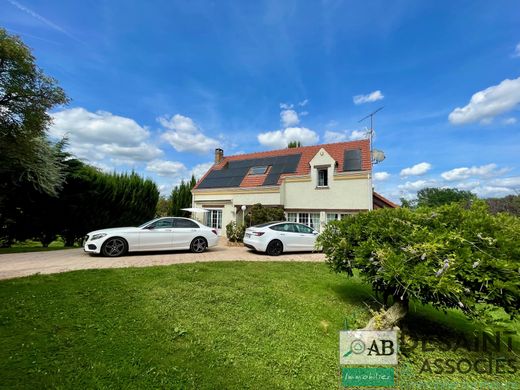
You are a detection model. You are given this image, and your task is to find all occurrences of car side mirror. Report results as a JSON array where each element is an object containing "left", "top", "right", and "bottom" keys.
[
  {"left": 313, "top": 231, "right": 318, "bottom": 235},
  {"left": 144, "top": 225, "right": 155, "bottom": 230}
]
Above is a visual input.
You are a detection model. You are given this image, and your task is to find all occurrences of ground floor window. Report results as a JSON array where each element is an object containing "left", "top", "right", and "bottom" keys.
[
  {"left": 286, "top": 212, "right": 321, "bottom": 231},
  {"left": 326, "top": 213, "right": 352, "bottom": 222},
  {"left": 310, "top": 213, "right": 320, "bottom": 230},
  {"left": 205, "top": 209, "right": 222, "bottom": 229},
  {"left": 299, "top": 213, "right": 309, "bottom": 226}
]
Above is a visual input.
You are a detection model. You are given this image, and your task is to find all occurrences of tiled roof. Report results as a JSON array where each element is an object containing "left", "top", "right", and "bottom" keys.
[
  {"left": 194, "top": 139, "right": 371, "bottom": 189},
  {"left": 373, "top": 191, "right": 399, "bottom": 208}
]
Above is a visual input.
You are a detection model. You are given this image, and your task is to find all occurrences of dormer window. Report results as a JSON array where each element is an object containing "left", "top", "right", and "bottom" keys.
[
  {"left": 318, "top": 168, "right": 328, "bottom": 187},
  {"left": 249, "top": 166, "right": 268, "bottom": 175}
]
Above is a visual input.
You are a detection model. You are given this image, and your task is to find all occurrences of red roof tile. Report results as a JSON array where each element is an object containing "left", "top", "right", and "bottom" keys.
[
  {"left": 194, "top": 139, "right": 371, "bottom": 189},
  {"left": 373, "top": 191, "right": 399, "bottom": 208}
]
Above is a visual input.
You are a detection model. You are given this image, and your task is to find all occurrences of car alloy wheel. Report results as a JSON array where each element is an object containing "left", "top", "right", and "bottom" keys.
[
  {"left": 190, "top": 237, "right": 207, "bottom": 253},
  {"left": 266, "top": 240, "right": 283, "bottom": 256},
  {"left": 102, "top": 237, "right": 127, "bottom": 257}
]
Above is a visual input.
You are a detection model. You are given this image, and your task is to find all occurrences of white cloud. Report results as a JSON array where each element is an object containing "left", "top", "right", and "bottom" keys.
[
  {"left": 453, "top": 180, "right": 481, "bottom": 191},
  {"left": 448, "top": 77, "right": 520, "bottom": 125},
  {"left": 258, "top": 127, "right": 319, "bottom": 149},
  {"left": 373, "top": 172, "right": 390, "bottom": 181},
  {"left": 50, "top": 107, "right": 162, "bottom": 165},
  {"left": 503, "top": 117, "right": 517, "bottom": 125},
  {"left": 489, "top": 176, "right": 520, "bottom": 188},
  {"left": 513, "top": 42, "right": 520, "bottom": 58},
  {"left": 441, "top": 163, "right": 508, "bottom": 181},
  {"left": 158, "top": 184, "right": 174, "bottom": 196},
  {"left": 98, "top": 143, "right": 163, "bottom": 162},
  {"left": 400, "top": 162, "right": 432, "bottom": 177},
  {"left": 51, "top": 107, "right": 150, "bottom": 145},
  {"left": 146, "top": 160, "right": 187, "bottom": 177},
  {"left": 398, "top": 179, "right": 436, "bottom": 191},
  {"left": 280, "top": 103, "right": 293, "bottom": 109},
  {"left": 353, "top": 90, "right": 384, "bottom": 105},
  {"left": 298, "top": 99, "right": 309, "bottom": 107},
  {"left": 473, "top": 186, "right": 515, "bottom": 198},
  {"left": 159, "top": 114, "right": 219, "bottom": 154},
  {"left": 280, "top": 109, "right": 300, "bottom": 127},
  {"left": 324, "top": 129, "right": 368, "bottom": 143},
  {"left": 191, "top": 162, "right": 214, "bottom": 179}
]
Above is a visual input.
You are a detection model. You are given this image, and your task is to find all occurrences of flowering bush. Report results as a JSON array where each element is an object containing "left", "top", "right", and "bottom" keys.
[
  {"left": 226, "top": 222, "right": 246, "bottom": 243},
  {"left": 317, "top": 201, "right": 520, "bottom": 321}
]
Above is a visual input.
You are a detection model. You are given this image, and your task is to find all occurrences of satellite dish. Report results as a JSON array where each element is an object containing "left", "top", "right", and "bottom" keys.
[{"left": 372, "top": 149, "right": 386, "bottom": 164}]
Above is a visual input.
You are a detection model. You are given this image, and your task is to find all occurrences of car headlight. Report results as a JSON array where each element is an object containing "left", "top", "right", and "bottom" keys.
[{"left": 91, "top": 233, "right": 107, "bottom": 240}]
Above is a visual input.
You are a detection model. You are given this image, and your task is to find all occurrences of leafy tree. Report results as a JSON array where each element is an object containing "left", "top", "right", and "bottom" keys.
[
  {"left": 317, "top": 201, "right": 520, "bottom": 330},
  {"left": 486, "top": 194, "right": 520, "bottom": 216},
  {"left": 58, "top": 168, "right": 159, "bottom": 245},
  {"left": 399, "top": 197, "right": 414, "bottom": 208},
  {"left": 416, "top": 187, "right": 475, "bottom": 207},
  {"left": 287, "top": 140, "right": 301, "bottom": 148},
  {"left": 6, "top": 162, "right": 160, "bottom": 247},
  {"left": 156, "top": 196, "right": 170, "bottom": 217},
  {"left": 0, "top": 28, "right": 68, "bottom": 196},
  {"left": 245, "top": 204, "right": 285, "bottom": 226},
  {"left": 169, "top": 175, "right": 197, "bottom": 217},
  {"left": 0, "top": 28, "right": 68, "bottom": 246}
]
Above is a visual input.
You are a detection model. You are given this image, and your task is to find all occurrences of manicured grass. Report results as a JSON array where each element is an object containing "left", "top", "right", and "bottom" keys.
[
  {"left": 0, "top": 262, "right": 517, "bottom": 389},
  {"left": 0, "top": 239, "right": 79, "bottom": 254}
]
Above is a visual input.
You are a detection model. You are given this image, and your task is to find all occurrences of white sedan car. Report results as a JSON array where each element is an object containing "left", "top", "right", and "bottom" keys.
[
  {"left": 84, "top": 217, "right": 219, "bottom": 257},
  {"left": 243, "top": 221, "right": 319, "bottom": 256}
]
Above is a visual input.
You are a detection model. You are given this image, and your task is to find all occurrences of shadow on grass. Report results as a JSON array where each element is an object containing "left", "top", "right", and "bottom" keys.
[{"left": 330, "top": 276, "right": 520, "bottom": 347}]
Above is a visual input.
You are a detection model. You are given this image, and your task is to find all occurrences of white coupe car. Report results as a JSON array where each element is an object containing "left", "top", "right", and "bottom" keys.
[
  {"left": 243, "top": 221, "right": 319, "bottom": 256},
  {"left": 84, "top": 217, "right": 219, "bottom": 257}
]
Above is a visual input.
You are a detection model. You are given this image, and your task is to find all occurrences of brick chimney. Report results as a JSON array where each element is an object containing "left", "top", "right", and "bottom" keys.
[{"left": 214, "top": 148, "right": 224, "bottom": 164}]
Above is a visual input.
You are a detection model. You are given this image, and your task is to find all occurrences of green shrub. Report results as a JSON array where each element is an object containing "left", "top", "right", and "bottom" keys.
[
  {"left": 226, "top": 222, "right": 246, "bottom": 242},
  {"left": 317, "top": 201, "right": 520, "bottom": 320},
  {"left": 245, "top": 204, "right": 285, "bottom": 226}
]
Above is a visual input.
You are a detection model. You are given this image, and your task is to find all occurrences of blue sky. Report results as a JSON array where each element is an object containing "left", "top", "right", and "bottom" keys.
[{"left": 3, "top": 0, "right": 520, "bottom": 200}]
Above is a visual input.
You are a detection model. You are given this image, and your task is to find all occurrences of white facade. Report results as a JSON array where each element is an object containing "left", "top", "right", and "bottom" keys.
[{"left": 192, "top": 148, "right": 372, "bottom": 236}]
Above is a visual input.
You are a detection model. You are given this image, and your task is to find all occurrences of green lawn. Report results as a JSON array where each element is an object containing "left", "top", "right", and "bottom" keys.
[{"left": 0, "top": 262, "right": 517, "bottom": 389}]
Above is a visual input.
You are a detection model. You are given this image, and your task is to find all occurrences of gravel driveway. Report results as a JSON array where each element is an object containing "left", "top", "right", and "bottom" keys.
[{"left": 0, "top": 242, "right": 326, "bottom": 280}]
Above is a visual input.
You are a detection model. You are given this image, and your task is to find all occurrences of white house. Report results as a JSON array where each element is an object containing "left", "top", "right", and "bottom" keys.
[{"left": 191, "top": 139, "right": 396, "bottom": 236}]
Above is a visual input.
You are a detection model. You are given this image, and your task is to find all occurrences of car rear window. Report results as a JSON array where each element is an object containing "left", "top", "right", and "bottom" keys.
[
  {"left": 253, "top": 221, "right": 283, "bottom": 228},
  {"left": 173, "top": 219, "right": 199, "bottom": 228}
]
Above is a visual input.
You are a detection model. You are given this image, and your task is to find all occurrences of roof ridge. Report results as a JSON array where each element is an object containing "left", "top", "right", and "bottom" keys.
[{"left": 222, "top": 138, "right": 369, "bottom": 160}]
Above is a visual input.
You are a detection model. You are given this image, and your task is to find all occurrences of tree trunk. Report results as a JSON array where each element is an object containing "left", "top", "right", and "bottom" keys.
[{"left": 363, "top": 296, "right": 408, "bottom": 331}]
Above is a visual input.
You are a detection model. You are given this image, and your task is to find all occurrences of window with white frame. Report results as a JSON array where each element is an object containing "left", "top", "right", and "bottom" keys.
[
  {"left": 327, "top": 213, "right": 339, "bottom": 222},
  {"left": 310, "top": 213, "right": 320, "bottom": 230},
  {"left": 299, "top": 212, "right": 309, "bottom": 226},
  {"left": 327, "top": 213, "right": 352, "bottom": 222},
  {"left": 317, "top": 168, "right": 328, "bottom": 187},
  {"left": 286, "top": 212, "right": 321, "bottom": 230}
]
